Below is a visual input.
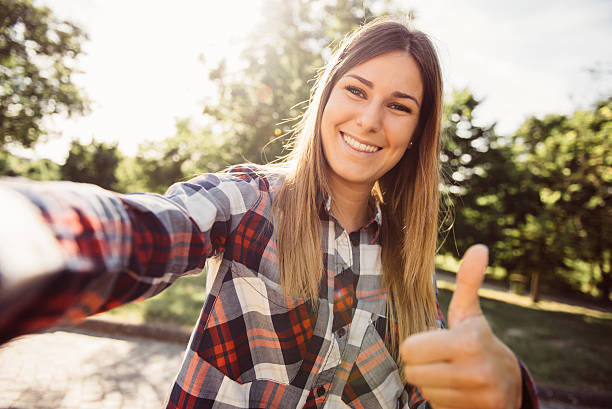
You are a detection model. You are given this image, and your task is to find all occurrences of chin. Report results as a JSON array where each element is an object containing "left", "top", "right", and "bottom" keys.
[{"left": 334, "top": 169, "right": 378, "bottom": 187}]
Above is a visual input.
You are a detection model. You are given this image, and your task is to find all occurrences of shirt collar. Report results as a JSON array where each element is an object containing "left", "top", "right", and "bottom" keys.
[{"left": 324, "top": 195, "right": 382, "bottom": 232}]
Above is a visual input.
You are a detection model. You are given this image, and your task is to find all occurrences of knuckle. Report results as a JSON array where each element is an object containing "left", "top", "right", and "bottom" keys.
[
  {"left": 481, "top": 360, "right": 496, "bottom": 382},
  {"left": 460, "top": 326, "right": 488, "bottom": 356},
  {"left": 400, "top": 350, "right": 415, "bottom": 365},
  {"left": 484, "top": 391, "right": 506, "bottom": 409},
  {"left": 458, "top": 333, "right": 480, "bottom": 356},
  {"left": 463, "top": 361, "right": 491, "bottom": 388},
  {"left": 419, "top": 386, "right": 431, "bottom": 401},
  {"left": 402, "top": 367, "right": 415, "bottom": 384},
  {"left": 399, "top": 343, "right": 413, "bottom": 363},
  {"left": 470, "top": 367, "right": 489, "bottom": 388}
]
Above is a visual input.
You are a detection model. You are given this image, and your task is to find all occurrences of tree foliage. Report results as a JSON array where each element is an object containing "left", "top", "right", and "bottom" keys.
[
  {"left": 511, "top": 99, "right": 612, "bottom": 300},
  {"left": 443, "top": 94, "right": 612, "bottom": 301},
  {"left": 0, "top": 0, "right": 88, "bottom": 149},
  {"left": 61, "top": 139, "right": 121, "bottom": 190},
  {"left": 119, "top": 119, "right": 228, "bottom": 194},
  {"left": 0, "top": 149, "right": 60, "bottom": 179},
  {"left": 440, "top": 90, "right": 514, "bottom": 253}
]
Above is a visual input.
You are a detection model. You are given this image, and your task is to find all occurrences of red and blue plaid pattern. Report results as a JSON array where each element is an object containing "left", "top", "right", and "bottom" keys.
[{"left": 0, "top": 166, "right": 538, "bottom": 408}]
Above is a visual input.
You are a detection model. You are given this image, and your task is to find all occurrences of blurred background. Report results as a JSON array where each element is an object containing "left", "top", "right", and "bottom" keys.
[{"left": 1, "top": 0, "right": 611, "bottom": 408}]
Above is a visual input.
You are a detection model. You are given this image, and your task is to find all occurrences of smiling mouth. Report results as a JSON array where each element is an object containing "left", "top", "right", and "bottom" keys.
[{"left": 340, "top": 132, "right": 381, "bottom": 153}]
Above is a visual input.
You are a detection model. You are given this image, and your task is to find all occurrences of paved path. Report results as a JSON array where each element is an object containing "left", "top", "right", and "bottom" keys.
[
  {"left": 0, "top": 329, "right": 185, "bottom": 409},
  {"left": 0, "top": 329, "right": 603, "bottom": 409}
]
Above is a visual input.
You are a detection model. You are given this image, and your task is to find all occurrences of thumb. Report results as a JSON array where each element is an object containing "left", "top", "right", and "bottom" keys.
[{"left": 448, "top": 244, "right": 489, "bottom": 327}]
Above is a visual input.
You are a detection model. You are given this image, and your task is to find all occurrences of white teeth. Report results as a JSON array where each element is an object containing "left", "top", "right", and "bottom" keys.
[{"left": 341, "top": 132, "right": 379, "bottom": 153}]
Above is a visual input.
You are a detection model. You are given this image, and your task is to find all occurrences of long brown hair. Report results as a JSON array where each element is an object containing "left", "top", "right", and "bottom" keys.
[{"left": 273, "top": 17, "right": 443, "bottom": 363}]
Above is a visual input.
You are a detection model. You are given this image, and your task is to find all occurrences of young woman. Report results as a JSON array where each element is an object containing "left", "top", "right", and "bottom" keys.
[{"left": 0, "top": 19, "right": 537, "bottom": 409}]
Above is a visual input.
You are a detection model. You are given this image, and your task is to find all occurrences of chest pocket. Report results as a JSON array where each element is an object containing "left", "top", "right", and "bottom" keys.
[
  {"left": 342, "top": 314, "right": 404, "bottom": 409},
  {"left": 195, "top": 261, "right": 316, "bottom": 385}
]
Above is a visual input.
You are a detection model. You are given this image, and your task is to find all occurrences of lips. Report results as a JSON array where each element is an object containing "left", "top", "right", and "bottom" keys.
[{"left": 340, "top": 131, "right": 381, "bottom": 153}]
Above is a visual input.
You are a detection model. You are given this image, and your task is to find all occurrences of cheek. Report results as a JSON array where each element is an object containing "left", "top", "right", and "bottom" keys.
[
  {"left": 320, "top": 112, "right": 336, "bottom": 162},
  {"left": 321, "top": 96, "right": 345, "bottom": 146},
  {"left": 322, "top": 89, "right": 349, "bottom": 125},
  {"left": 388, "top": 121, "right": 417, "bottom": 149},
  {"left": 321, "top": 99, "right": 335, "bottom": 133},
  {"left": 388, "top": 147, "right": 409, "bottom": 171},
  {"left": 320, "top": 112, "right": 333, "bottom": 151}
]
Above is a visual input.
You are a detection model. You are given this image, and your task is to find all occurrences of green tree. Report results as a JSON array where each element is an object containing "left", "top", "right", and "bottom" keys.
[
  {"left": 124, "top": 119, "right": 224, "bottom": 194},
  {"left": 440, "top": 91, "right": 567, "bottom": 301},
  {"left": 114, "top": 156, "right": 148, "bottom": 193},
  {"left": 439, "top": 91, "right": 538, "bottom": 273},
  {"left": 1, "top": 0, "right": 88, "bottom": 149},
  {"left": 512, "top": 99, "right": 612, "bottom": 301},
  {"left": 0, "top": 150, "right": 60, "bottom": 179},
  {"left": 61, "top": 139, "right": 121, "bottom": 190},
  {"left": 443, "top": 93, "right": 612, "bottom": 302},
  {"left": 576, "top": 99, "right": 612, "bottom": 301},
  {"left": 440, "top": 90, "right": 503, "bottom": 252}
]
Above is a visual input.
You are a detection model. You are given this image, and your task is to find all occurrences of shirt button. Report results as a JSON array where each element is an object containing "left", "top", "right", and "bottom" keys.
[
  {"left": 316, "top": 386, "right": 326, "bottom": 396},
  {"left": 337, "top": 327, "right": 346, "bottom": 338}
]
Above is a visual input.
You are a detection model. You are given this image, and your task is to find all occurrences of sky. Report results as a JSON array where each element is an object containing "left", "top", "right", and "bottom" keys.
[{"left": 31, "top": 0, "right": 612, "bottom": 163}]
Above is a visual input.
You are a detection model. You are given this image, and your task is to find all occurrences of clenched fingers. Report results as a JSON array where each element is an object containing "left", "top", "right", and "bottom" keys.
[
  {"left": 403, "top": 362, "right": 488, "bottom": 389},
  {"left": 419, "top": 386, "right": 504, "bottom": 409}
]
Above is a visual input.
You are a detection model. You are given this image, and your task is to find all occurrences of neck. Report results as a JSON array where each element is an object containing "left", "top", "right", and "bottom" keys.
[{"left": 328, "top": 176, "right": 373, "bottom": 233}]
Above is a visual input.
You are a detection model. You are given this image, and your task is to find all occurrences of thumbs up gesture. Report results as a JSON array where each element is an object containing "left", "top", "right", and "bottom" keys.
[{"left": 400, "top": 245, "right": 522, "bottom": 409}]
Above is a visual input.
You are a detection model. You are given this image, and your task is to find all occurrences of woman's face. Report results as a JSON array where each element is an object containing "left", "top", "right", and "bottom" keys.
[{"left": 321, "top": 51, "right": 423, "bottom": 192}]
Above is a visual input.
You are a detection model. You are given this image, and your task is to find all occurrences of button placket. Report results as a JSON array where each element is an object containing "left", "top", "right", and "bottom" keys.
[{"left": 336, "top": 231, "right": 352, "bottom": 272}]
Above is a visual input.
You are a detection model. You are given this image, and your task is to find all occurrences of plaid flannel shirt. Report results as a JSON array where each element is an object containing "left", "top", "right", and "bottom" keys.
[{"left": 0, "top": 165, "right": 538, "bottom": 408}]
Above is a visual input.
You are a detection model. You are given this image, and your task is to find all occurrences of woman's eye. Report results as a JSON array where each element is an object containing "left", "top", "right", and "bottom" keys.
[
  {"left": 389, "top": 103, "right": 412, "bottom": 114},
  {"left": 345, "top": 85, "right": 365, "bottom": 98}
]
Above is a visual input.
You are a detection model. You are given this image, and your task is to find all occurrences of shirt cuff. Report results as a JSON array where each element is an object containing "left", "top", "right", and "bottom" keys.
[{"left": 519, "top": 359, "right": 540, "bottom": 409}]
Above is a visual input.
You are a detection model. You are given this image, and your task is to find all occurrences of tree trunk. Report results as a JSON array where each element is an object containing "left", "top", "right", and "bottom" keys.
[
  {"left": 598, "top": 265, "right": 611, "bottom": 303},
  {"left": 530, "top": 271, "right": 541, "bottom": 303}
]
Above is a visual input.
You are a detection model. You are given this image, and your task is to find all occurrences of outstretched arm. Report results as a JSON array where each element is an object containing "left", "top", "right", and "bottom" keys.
[{"left": 0, "top": 168, "right": 260, "bottom": 344}]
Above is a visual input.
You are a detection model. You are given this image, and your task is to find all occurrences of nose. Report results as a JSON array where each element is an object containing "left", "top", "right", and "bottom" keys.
[{"left": 356, "top": 101, "right": 382, "bottom": 133}]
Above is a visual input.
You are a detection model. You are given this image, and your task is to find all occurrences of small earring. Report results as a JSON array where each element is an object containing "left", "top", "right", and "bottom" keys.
[{"left": 408, "top": 141, "right": 414, "bottom": 148}]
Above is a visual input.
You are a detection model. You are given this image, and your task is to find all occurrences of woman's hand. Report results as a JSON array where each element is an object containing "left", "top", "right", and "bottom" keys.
[
  {"left": 400, "top": 245, "right": 522, "bottom": 409},
  {"left": 0, "top": 186, "right": 65, "bottom": 292}
]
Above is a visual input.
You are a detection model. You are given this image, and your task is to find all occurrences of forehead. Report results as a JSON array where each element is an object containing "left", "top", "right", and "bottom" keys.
[{"left": 343, "top": 51, "right": 423, "bottom": 100}]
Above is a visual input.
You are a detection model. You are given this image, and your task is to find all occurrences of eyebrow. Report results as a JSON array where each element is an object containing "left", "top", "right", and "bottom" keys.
[{"left": 345, "top": 74, "right": 421, "bottom": 107}]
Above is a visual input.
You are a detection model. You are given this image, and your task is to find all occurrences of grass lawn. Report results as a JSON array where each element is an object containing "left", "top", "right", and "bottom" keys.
[
  {"left": 102, "top": 272, "right": 207, "bottom": 329},
  {"left": 102, "top": 271, "right": 612, "bottom": 393},
  {"left": 436, "top": 286, "right": 612, "bottom": 394}
]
